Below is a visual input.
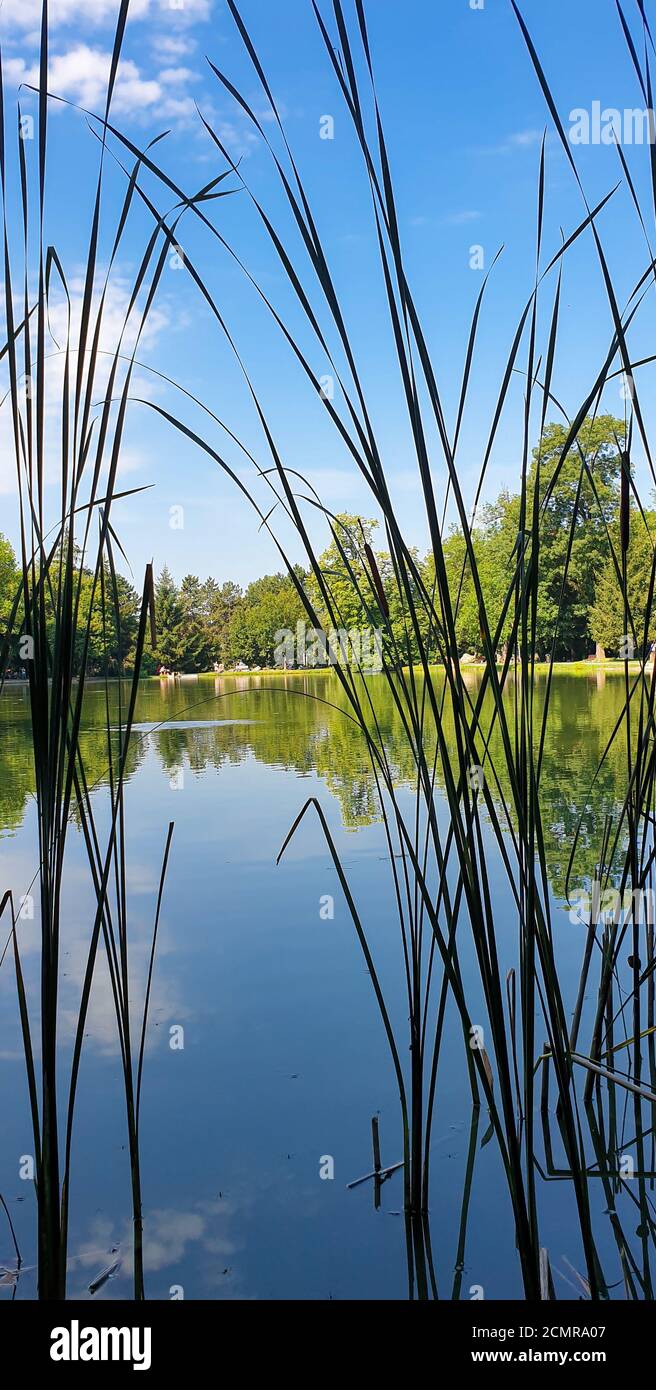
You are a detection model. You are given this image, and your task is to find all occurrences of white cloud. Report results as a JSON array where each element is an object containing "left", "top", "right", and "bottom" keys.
[
  {"left": 159, "top": 94, "right": 197, "bottom": 123},
  {"left": 443, "top": 209, "right": 482, "bottom": 225},
  {"left": 5, "top": 47, "right": 161, "bottom": 114},
  {"left": 43, "top": 271, "right": 169, "bottom": 357},
  {"left": 0, "top": 272, "right": 170, "bottom": 496},
  {"left": 508, "top": 128, "right": 544, "bottom": 148},
  {"left": 477, "top": 128, "right": 549, "bottom": 157},
  {"left": 1, "top": 0, "right": 148, "bottom": 27},
  {"left": 0, "top": 0, "right": 211, "bottom": 31},
  {"left": 66, "top": 1198, "right": 239, "bottom": 1298},
  {"left": 159, "top": 66, "right": 197, "bottom": 85},
  {"left": 5, "top": 45, "right": 206, "bottom": 125},
  {"left": 151, "top": 33, "right": 197, "bottom": 59},
  {"left": 1, "top": 56, "right": 32, "bottom": 87},
  {"left": 194, "top": 107, "right": 259, "bottom": 159},
  {"left": 2, "top": 846, "right": 185, "bottom": 1055}
]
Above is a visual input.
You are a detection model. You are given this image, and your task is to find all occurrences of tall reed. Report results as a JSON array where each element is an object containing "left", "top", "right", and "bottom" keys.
[
  {"left": 5, "top": 0, "right": 656, "bottom": 1302},
  {"left": 97, "top": 0, "right": 656, "bottom": 1297},
  {"left": 0, "top": 0, "right": 189, "bottom": 1297}
]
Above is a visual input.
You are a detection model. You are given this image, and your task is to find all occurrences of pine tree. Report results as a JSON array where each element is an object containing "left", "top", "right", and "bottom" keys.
[
  {"left": 154, "top": 566, "right": 187, "bottom": 670},
  {"left": 179, "top": 574, "right": 210, "bottom": 672},
  {"left": 202, "top": 578, "right": 242, "bottom": 664}
]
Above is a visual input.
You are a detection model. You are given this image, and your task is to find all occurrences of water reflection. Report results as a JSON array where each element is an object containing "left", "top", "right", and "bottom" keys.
[
  {"left": 0, "top": 671, "right": 638, "bottom": 888},
  {"left": 1, "top": 671, "right": 653, "bottom": 1300}
]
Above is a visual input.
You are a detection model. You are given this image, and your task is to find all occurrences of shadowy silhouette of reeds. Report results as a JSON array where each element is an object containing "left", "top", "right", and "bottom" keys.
[
  {"left": 4, "top": 0, "right": 656, "bottom": 1301},
  {"left": 116, "top": 0, "right": 654, "bottom": 1298},
  {"left": 0, "top": 0, "right": 191, "bottom": 1298}
]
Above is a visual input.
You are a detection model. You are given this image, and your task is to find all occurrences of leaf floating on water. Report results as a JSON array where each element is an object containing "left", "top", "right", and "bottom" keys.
[{"left": 88, "top": 1257, "right": 121, "bottom": 1296}]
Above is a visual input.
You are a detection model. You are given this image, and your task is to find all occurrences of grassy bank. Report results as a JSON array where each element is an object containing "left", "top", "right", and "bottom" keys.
[{"left": 147, "top": 659, "right": 649, "bottom": 680}]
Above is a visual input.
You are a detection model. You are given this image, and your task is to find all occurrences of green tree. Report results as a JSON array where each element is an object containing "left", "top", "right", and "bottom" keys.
[
  {"left": 528, "top": 415, "right": 625, "bottom": 658},
  {"left": 307, "top": 514, "right": 381, "bottom": 632},
  {"left": 227, "top": 570, "right": 306, "bottom": 667},
  {"left": 179, "top": 574, "right": 211, "bottom": 672},
  {"left": 202, "top": 577, "right": 242, "bottom": 664},
  {"left": 154, "top": 566, "right": 187, "bottom": 670},
  {"left": 37, "top": 554, "right": 141, "bottom": 677},
  {"left": 590, "top": 509, "right": 656, "bottom": 656},
  {"left": 435, "top": 496, "right": 519, "bottom": 658},
  {"left": 309, "top": 515, "right": 434, "bottom": 665},
  {"left": 0, "top": 531, "right": 20, "bottom": 627},
  {"left": 436, "top": 416, "right": 626, "bottom": 660}
]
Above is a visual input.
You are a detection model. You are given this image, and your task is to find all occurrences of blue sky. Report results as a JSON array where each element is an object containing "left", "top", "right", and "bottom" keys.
[{"left": 1, "top": 0, "right": 655, "bottom": 588}]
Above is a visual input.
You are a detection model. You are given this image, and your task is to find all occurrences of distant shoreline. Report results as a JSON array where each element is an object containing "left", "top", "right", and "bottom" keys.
[
  {"left": 1, "top": 659, "right": 649, "bottom": 689},
  {"left": 148, "top": 659, "right": 651, "bottom": 679}
]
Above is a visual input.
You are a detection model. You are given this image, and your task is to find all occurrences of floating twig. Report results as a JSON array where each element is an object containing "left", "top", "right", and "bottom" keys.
[
  {"left": 570, "top": 1052, "right": 656, "bottom": 1103},
  {"left": 347, "top": 1160, "right": 404, "bottom": 1190}
]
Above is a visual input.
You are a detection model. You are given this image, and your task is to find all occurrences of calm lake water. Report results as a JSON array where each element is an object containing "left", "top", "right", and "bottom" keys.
[{"left": 0, "top": 670, "right": 650, "bottom": 1300}]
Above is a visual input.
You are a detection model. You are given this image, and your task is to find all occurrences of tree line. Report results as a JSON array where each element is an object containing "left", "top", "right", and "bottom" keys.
[{"left": 0, "top": 416, "right": 653, "bottom": 675}]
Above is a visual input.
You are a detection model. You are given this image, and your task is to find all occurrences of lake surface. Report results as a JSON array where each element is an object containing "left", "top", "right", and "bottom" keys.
[{"left": 0, "top": 670, "right": 651, "bottom": 1300}]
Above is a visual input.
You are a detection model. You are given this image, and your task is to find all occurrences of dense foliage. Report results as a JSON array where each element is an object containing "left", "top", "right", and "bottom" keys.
[{"left": 1, "top": 418, "right": 653, "bottom": 674}]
